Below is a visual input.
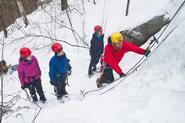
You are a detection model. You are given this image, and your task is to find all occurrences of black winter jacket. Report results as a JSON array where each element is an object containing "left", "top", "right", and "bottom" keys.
[{"left": 89, "top": 33, "right": 104, "bottom": 58}]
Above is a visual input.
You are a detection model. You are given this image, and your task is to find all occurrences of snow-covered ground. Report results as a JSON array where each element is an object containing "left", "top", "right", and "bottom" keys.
[{"left": 1, "top": 0, "right": 185, "bottom": 123}]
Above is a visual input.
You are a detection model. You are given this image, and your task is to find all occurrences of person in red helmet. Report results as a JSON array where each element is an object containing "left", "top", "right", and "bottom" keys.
[
  {"left": 88, "top": 25, "right": 104, "bottom": 77},
  {"left": 49, "top": 42, "right": 71, "bottom": 99},
  {"left": 96, "top": 32, "right": 150, "bottom": 88},
  {"left": 17, "top": 47, "right": 46, "bottom": 102}
]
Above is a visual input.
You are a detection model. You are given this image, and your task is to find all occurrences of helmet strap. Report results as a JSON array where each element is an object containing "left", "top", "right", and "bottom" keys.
[{"left": 112, "top": 43, "right": 122, "bottom": 51}]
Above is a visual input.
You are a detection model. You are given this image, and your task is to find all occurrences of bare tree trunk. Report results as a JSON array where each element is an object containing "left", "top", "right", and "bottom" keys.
[
  {"left": 80, "top": 0, "right": 85, "bottom": 13},
  {"left": 93, "top": 0, "right": 96, "bottom": 4},
  {"left": 125, "top": 0, "right": 130, "bottom": 16},
  {"left": 37, "top": 0, "right": 52, "bottom": 9},
  {"left": 66, "top": 8, "right": 79, "bottom": 44},
  {"left": 0, "top": 8, "right": 7, "bottom": 38},
  {"left": 61, "top": 0, "right": 68, "bottom": 11},
  {"left": 1, "top": 0, "right": 6, "bottom": 7},
  {"left": 16, "top": 0, "right": 28, "bottom": 27},
  {"left": 120, "top": 15, "right": 170, "bottom": 46},
  {"left": 0, "top": 35, "right": 5, "bottom": 123}
]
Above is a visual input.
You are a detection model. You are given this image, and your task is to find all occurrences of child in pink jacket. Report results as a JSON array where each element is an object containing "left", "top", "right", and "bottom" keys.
[{"left": 17, "top": 47, "right": 46, "bottom": 102}]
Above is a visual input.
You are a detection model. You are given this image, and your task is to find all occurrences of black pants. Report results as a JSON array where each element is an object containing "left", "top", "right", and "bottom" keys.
[
  {"left": 88, "top": 56, "right": 100, "bottom": 75},
  {"left": 101, "top": 65, "right": 114, "bottom": 83},
  {"left": 54, "top": 74, "right": 67, "bottom": 97},
  {"left": 54, "top": 82, "right": 67, "bottom": 97},
  {"left": 27, "top": 79, "right": 45, "bottom": 101}
]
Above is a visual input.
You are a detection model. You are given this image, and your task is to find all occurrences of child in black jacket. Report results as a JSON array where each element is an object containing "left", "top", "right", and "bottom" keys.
[{"left": 88, "top": 25, "right": 104, "bottom": 77}]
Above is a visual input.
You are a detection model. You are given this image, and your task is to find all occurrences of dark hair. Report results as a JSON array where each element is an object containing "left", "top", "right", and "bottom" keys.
[
  {"left": 0, "top": 60, "right": 6, "bottom": 65},
  {"left": 108, "top": 36, "right": 112, "bottom": 44}
]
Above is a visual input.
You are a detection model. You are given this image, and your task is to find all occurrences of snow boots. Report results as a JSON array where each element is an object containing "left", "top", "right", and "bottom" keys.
[
  {"left": 31, "top": 94, "right": 46, "bottom": 103},
  {"left": 96, "top": 76, "right": 103, "bottom": 88},
  {"left": 28, "top": 80, "right": 46, "bottom": 103},
  {"left": 54, "top": 82, "right": 68, "bottom": 99}
]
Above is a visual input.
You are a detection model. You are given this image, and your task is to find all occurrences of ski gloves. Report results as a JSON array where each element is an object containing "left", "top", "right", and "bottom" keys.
[
  {"left": 67, "top": 59, "right": 72, "bottom": 76},
  {"left": 50, "top": 82, "right": 57, "bottom": 86},
  {"left": 119, "top": 72, "right": 126, "bottom": 78},
  {"left": 21, "top": 85, "right": 26, "bottom": 90},
  {"left": 21, "top": 83, "right": 30, "bottom": 90},
  {"left": 144, "top": 50, "right": 151, "bottom": 57}
]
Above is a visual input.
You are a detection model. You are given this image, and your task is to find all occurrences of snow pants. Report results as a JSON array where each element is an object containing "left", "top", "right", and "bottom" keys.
[
  {"left": 101, "top": 64, "right": 114, "bottom": 83},
  {"left": 27, "top": 79, "right": 46, "bottom": 102},
  {"left": 88, "top": 55, "right": 101, "bottom": 75},
  {"left": 54, "top": 73, "right": 67, "bottom": 98}
]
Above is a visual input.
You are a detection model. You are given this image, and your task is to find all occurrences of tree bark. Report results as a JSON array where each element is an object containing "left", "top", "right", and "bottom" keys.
[
  {"left": 16, "top": 0, "right": 28, "bottom": 27},
  {"left": 120, "top": 15, "right": 170, "bottom": 46},
  {"left": 93, "top": 0, "right": 96, "bottom": 4},
  {"left": 61, "top": 0, "right": 68, "bottom": 11},
  {"left": 0, "top": 0, "right": 40, "bottom": 33},
  {"left": 0, "top": 2, "right": 8, "bottom": 38},
  {"left": 125, "top": 0, "right": 130, "bottom": 16}
]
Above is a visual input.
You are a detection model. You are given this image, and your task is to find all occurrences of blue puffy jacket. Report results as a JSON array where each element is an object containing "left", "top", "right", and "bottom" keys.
[
  {"left": 49, "top": 53, "right": 68, "bottom": 84},
  {"left": 89, "top": 33, "right": 104, "bottom": 58}
]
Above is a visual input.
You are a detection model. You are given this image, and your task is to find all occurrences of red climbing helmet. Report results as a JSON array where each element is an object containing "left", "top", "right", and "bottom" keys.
[
  {"left": 51, "top": 42, "right": 62, "bottom": 53},
  {"left": 20, "top": 47, "right": 31, "bottom": 58},
  {"left": 94, "top": 25, "right": 102, "bottom": 32}
]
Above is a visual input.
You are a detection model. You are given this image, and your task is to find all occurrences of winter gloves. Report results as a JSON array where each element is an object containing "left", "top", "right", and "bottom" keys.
[
  {"left": 21, "top": 83, "right": 32, "bottom": 90},
  {"left": 119, "top": 72, "right": 126, "bottom": 78},
  {"left": 144, "top": 50, "right": 151, "bottom": 57},
  {"left": 21, "top": 85, "right": 26, "bottom": 90},
  {"left": 67, "top": 59, "right": 72, "bottom": 76},
  {"left": 21, "top": 83, "right": 30, "bottom": 89},
  {"left": 50, "top": 82, "right": 57, "bottom": 86}
]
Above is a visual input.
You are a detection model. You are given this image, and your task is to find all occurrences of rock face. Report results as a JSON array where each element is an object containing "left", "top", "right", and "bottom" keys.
[
  {"left": 120, "top": 15, "right": 170, "bottom": 46},
  {"left": 0, "top": 0, "right": 39, "bottom": 33}
]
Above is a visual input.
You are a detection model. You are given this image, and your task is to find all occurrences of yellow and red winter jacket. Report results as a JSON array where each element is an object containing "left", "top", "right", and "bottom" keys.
[{"left": 104, "top": 41, "right": 145, "bottom": 74}]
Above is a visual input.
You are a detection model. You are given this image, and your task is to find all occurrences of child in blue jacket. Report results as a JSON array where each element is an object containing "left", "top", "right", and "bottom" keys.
[{"left": 49, "top": 42, "right": 69, "bottom": 99}]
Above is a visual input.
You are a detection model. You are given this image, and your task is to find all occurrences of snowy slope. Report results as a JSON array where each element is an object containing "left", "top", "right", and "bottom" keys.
[{"left": 1, "top": 0, "right": 185, "bottom": 123}]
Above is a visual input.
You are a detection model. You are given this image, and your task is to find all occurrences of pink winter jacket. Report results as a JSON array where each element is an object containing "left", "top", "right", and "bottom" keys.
[{"left": 17, "top": 55, "right": 41, "bottom": 86}]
